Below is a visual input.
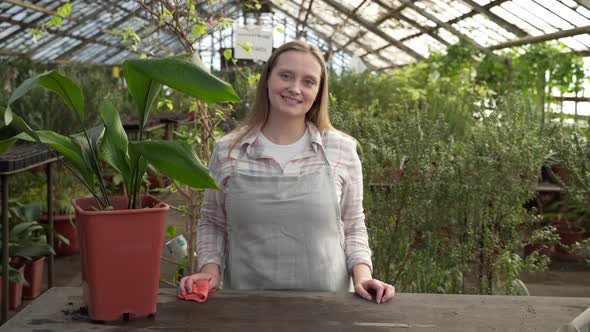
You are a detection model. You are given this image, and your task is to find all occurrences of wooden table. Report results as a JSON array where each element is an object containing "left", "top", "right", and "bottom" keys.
[{"left": 1, "top": 287, "right": 589, "bottom": 331}]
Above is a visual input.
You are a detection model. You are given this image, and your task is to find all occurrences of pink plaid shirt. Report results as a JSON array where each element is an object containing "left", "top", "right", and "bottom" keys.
[{"left": 197, "top": 121, "right": 373, "bottom": 274}]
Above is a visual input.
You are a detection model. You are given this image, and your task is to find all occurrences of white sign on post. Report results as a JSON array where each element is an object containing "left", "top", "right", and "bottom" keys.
[{"left": 234, "top": 26, "right": 273, "bottom": 61}]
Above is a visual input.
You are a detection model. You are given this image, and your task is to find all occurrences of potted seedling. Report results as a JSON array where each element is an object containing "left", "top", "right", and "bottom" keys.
[{"left": 0, "top": 54, "right": 239, "bottom": 321}]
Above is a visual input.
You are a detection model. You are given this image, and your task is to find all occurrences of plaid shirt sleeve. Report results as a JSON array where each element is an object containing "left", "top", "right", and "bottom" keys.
[
  {"left": 196, "top": 140, "right": 230, "bottom": 273},
  {"left": 323, "top": 131, "right": 373, "bottom": 273}
]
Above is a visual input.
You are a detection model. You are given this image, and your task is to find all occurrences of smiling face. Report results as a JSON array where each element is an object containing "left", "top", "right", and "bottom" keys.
[{"left": 267, "top": 50, "right": 322, "bottom": 121}]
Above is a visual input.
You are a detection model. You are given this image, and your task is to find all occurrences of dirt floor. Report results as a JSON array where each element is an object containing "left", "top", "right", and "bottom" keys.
[{"left": 10, "top": 192, "right": 590, "bottom": 318}]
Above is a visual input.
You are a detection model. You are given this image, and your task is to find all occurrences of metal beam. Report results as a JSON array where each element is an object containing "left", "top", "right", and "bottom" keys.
[
  {"left": 269, "top": 2, "right": 380, "bottom": 70},
  {"left": 30, "top": 3, "right": 114, "bottom": 59},
  {"left": 398, "top": 0, "right": 486, "bottom": 52},
  {"left": 0, "top": 49, "right": 30, "bottom": 56},
  {"left": 400, "top": 0, "right": 511, "bottom": 42},
  {"left": 490, "top": 24, "right": 590, "bottom": 50},
  {"left": 459, "top": 0, "right": 528, "bottom": 37},
  {"left": 55, "top": 10, "right": 140, "bottom": 61},
  {"left": 573, "top": 0, "right": 590, "bottom": 11},
  {"left": 354, "top": 0, "right": 449, "bottom": 59},
  {"left": 336, "top": 1, "right": 398, "bottom": 51},
  {"left": 296, "top": 0, "right": 314, "bottom": 38},
  {"left": 0, "top": 4, "right": 49, "bottom": 44},
  {"left": 0, "top": 15, "right": 152, "bottom": 63},
  {"left": 3, "top": 0, "right": 54, "bottom": 15},
  {"left": 320, "top": 0, "right": 424, "bottom": 60}
]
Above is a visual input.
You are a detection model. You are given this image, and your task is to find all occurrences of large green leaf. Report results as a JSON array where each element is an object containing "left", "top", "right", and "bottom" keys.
[
  {"left": 122, "top": 63, "right": 162, "bottom": 129},
  {"left": 0, "top": 106, "right": 40, "bottom": 149},
  {"left": 99, "top": 100, "right": 132, "bottom": 193},
  {"left": 9, "top": 222, "right": 41, "bottom": 239},
  {"left": 5, "top": 71, "right": 52, "bottom": 125},
  {"left": 30, "top": 131, "right": 95, "bottom": 187},
  {"left": 5, "top": 70, "right": 84, "bottom": 123},
  {"left": 11, "top": 203, "right": 41, "bottom": 224},
  {"left": 129, "top": 140, "right": 219, "bottom": 190},
  {"left": 10, "top": 241, "right": 54, "bottom": 258},
  {"left": 37, "top": 71, "right": 85, "bottom": 120},
  {"left": 123, "top": 54, "right": 240, "bottom": 104},
  {"left": 0, "top": 136, "right": 18, "bottom": 155}
]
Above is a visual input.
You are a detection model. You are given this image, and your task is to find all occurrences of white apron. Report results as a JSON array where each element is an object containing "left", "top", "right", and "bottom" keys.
[{"left": 224, "top": 144, "right": 351, "bottom": 291}]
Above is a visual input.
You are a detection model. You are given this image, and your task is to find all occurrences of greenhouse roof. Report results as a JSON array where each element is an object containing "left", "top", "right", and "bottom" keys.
[{"left": 2, "top": 0, "right": 590, "bottom": 71}]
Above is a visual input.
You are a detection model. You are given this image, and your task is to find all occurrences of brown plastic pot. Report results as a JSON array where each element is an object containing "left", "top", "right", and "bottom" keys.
[
  {"left": 40, "top": 214, "right": 79, "bottom": 256},
  {"left": 73, "top": 195, "right": 168, "bottom": 321},
  {"left": 0, "top": 265, "right": 25, "bottom": 310},
  {"left": 22, "top": 256, "right": 45, "bottom": 299}
]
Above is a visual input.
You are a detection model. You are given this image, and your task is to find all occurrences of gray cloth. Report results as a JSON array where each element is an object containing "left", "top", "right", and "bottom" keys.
[
  {"left": 556, "top": 306, "right": 590, "bottom": 332},
  {"left": 224, "top": 145, "right": 351, "bottom": 291}
]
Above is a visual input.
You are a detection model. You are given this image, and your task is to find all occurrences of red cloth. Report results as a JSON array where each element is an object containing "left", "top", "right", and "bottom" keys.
[{"left": 177, "top": 279, "right": 209, "bottom": 302}]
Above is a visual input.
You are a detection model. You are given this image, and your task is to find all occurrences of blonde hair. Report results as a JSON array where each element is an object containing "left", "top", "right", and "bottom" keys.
[{"left": 230, "top": 40, "right": 333, "bottom": 153}]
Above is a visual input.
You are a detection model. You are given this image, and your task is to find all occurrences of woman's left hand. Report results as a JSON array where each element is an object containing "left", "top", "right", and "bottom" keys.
[{"left": 354, "top": 278, "right": 395, "bottom": 304}]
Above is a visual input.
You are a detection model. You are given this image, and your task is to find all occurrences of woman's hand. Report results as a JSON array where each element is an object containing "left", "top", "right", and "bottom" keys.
[
  {"left": 178, "top": 263, "right": 220, "bottom": 295},
  {"left": 352, "top": 264, "right": 395, "bottom": 304},
  {"left": 354, "top": 278, "right": 395, "bottom": 304}
]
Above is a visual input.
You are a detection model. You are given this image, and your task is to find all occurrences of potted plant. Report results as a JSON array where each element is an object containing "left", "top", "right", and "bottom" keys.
[
  {"left": 15, "top": 171, "right": 85, "bottom": 256},
  {"left": 0, "top": 54, "right": 239, "bottom": 321},
  {"left": 2, "top": 200, "right": 57, "bottom": 305}
]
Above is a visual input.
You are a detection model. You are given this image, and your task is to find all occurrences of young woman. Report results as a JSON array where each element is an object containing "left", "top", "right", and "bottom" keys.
[{"left": 179, "top": 40, "right": 395, "bottom": 304}]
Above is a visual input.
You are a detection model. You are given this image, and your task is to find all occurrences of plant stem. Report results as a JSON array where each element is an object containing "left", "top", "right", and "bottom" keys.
[{"left": 58, "top": 158, "right": 106, "bottom": 209}]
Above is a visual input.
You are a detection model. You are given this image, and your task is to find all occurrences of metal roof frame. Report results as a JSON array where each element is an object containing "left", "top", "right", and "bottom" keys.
[{"left": 2, "top": 0, "right": 590, "bottom": 70}]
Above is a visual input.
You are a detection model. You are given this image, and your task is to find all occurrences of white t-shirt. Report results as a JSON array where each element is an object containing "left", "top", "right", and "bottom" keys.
[{"left": 258, "top": 129, "right": 309, "bottom": 169}]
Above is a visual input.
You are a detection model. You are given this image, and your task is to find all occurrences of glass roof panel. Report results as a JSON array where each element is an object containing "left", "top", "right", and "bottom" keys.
[
  {"left": 572, "top": 34, "right": 590, "bottom": 48},
  {"left": 357, "top": 33, "right": 389, "bottom": 50},
  {"left": 364, "top": 53, "right": 393, "bottom": 68},
  {"left": 400, "top": 7, "right": 437, "bottom": 28},
  {"left": 308, "top": 22, "right": 335, "bottom": 37},
  {"left": 452, "top": 15, "right": 514, "bottom": 47},
  {"left": 559, "top": 37, "right": 589, "bottom": 51},
  {"left": 542, "top": 0, "right": 590, "bottom": 26},
  {"left": 379, "top": 45, "right": 415, "bottom": 65},
  {"left": 0, "top": 26, "right": 19, "bottom": 43},
  {"left": 403, "top": 34, "right": 446, "bottom": 57},
  {"left": 342, "top": 23, "right": 363, "bottom": 37},
  {"left": 436, "top": 28, "right": 460, "bottom": 45},
  {"left": 576, "top": 5, "right": 590, "bottom": 20},
  {"left": 357, "top": 1, "right": 387, "bottom": 22},
  {"left": 526, "top": 0, "right": 575, "bottom": 29},
  {"left": 339, "top": 0, "right": 367, "bottom": 11},
  {"left": 379, "top": 19, "right": 419, "bottom": 40},
  {"left": 2, "top": 0, "right": 590, "bottom": 69},
  {"left": 501, "top": 1, "right": 559, "bottom": 34},
  {"left": 489, "top": 4, "right": 542, "bottom": 36},
  {"left": 418, "top": 0, "right": 464, "bottom": 22}
]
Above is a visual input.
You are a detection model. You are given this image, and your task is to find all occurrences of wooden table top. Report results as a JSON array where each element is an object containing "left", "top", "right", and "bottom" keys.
[{"left": 1, "top": 287, "right": 589, "bottom": 331}]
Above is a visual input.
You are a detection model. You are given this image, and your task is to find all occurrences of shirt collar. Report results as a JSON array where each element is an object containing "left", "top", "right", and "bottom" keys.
[{"left": 230, "top": 121, "right": 323, "bottom": 159}]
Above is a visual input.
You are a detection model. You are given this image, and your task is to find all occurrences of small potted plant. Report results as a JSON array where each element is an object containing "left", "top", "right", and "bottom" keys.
[
  {"left": 2, "top": 200, "right": 57, "bottom": 305},
  {"left": 15, "top": 171, "right": 85, "bottom": 256},
  {"left": 0, "top": 54, "right": 239, "bottom": 321}
]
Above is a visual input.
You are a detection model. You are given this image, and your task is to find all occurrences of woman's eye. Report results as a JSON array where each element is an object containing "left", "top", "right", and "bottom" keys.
[
  {"left": 279, "top": 73, "right": 290, "bottom": 80},
  {"left": 304, "top": 79, "right": 316, "bottom": 86}
]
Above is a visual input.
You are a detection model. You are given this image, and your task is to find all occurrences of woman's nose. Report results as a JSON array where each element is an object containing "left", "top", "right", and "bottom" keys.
[{"left": 287, "top": 80, "right": 302, "bottom": 94}]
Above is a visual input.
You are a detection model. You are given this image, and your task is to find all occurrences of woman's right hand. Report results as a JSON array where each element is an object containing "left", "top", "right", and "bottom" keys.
[{"left": 179, "top": 263, "right": 220, "bottom": 295}]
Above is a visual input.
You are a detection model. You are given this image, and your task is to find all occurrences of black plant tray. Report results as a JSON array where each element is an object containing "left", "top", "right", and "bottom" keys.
[{"left": 0, "top": 143, "right": 56, "bottom": 173}]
